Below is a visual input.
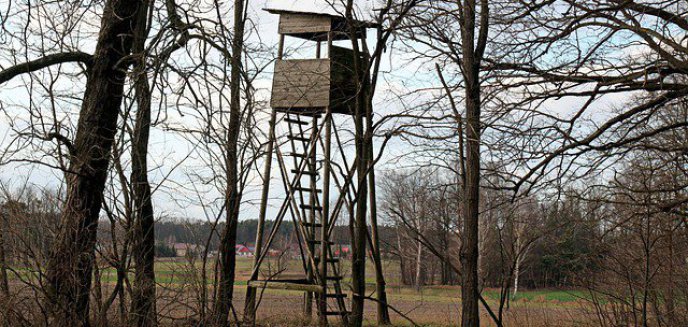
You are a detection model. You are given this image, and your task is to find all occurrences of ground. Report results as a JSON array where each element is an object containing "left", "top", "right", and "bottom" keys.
[
  {"left": 97, "top": 257, "right": 595, "bottom": 326},
  {"left": 6, "top": 257, "right": 594, "bottom": 326}
]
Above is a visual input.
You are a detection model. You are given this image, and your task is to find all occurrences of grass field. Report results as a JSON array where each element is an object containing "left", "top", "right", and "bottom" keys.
[
  {"left": 7, "top": 257, "right": 594, "bottom": 326},
  {"left": 92, "top": 257, "right": 593, "bottom": 326}
]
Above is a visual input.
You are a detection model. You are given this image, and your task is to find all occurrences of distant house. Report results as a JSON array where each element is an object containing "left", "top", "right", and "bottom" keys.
[{"left": 235, "top": 244, "right": 254, "bottom": 257}]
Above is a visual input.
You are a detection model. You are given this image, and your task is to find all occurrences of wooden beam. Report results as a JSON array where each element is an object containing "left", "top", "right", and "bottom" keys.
[{"left": 248, "top": 280, "right": 324, "bottom": 293}]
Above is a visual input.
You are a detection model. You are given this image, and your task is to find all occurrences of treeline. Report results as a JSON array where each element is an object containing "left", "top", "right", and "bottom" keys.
[
  {"left": 0, "top": 195, "right": 599, "bottom": 291},
  {"left": 148, "top": 219, "right": 372, "bottom": 250},
  {"left": 384, "top": 182, "right": 601, "bottom": 290},
  {"left": 380, "top": 149, "right": 688, "bottom": 322}
]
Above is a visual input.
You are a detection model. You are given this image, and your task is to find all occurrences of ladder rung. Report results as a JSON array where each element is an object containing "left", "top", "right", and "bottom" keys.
[
  {"left": 294, "top": 187, "right": 322, "bottom": 193},
  {"left": 292, "top": 169, "right": 318, "bottom": 176},
  {"left": 289, "top": 152, "right": 308, "bottom": 158},
  {"left": 325, "top": 293, "right": 347, "bottom": 298},
  {"left": 285, "top": 118, "right": 309, "bottom": 125},
  {"left": 300, "top": 204, "right": 323, "bottom": 211},
  {"left": 288, "top": 135, "right": 311, "bottom": 142},
  {"left": 303, "top": 222, "right": 323, "bottom": 228}
]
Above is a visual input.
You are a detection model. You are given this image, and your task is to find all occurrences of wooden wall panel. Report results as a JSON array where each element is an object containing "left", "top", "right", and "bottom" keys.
[
  {"left": 271, "top": 59, "right": 331, "bottom": 109},
  {"left": 278, "top": 14, "right": 332, "bottom": 35}
]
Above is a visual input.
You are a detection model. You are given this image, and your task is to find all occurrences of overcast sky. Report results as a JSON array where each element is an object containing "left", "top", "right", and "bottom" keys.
[{"left": 0, "top": 0, "right": 632, "bottom": 223}]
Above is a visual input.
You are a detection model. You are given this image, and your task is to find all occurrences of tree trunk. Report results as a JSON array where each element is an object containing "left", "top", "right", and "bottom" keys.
[
  {"left": 0, "top": 209, "right": 8, "bottom": 296},
  {"left": 460, "top": 75, "right": 481, "bottom": 327},
  {"left": 460, "top": 75, "right": 481, "bottom": 326},
  {"left": 415, "top": 238, "right": 423, "bottom": 291},
  {"left": 44, "top": 1, "right": 145, "bottom": 325},
  {"left": 441, "top": 226, "right": 454, "bottom": 285},
  {"left": 459, "top": 0, "right": 483, "bottom": 326},
  {"left": 129, "top": 1, "right": 157, "bottom": 326},
  {"left": 366, "top": 147, "right": 391, "bottom": 325},
  {"left": 211, "top": 0, "right": 245, "bottom": 324},
  {"left": 351, "top": 146, "right": 367, "bottom": 327},
  {"left": 350, "top": 68, "right": 372, "bottom": 326},
  {"left": 512, "top": 254, "right": 521, "bottom": 300},
  {"left": 350, "top": 77, "right": 368, "bottom": 327},
  {"left": 397, "top": 231, "right": 409, "bottom": 286}
]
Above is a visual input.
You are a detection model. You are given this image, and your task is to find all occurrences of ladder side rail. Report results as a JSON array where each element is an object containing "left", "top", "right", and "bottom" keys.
[
  {"left": 326, "top": 244, "right": 349, "bottom": 323},
  {"left": 317, "top": 29, "right": 334, "bottom": 327},
  {"left": 286, "top": 113, "right": 309, "bottom": 221},
  {"left": 274, "top": 135, "right": 325, "bottom": 282},
  {"left": 304, "top": 115, "right": 319, "bottom": 316},
  {"left": 247, "top": 114, "right": 328, "bottom": 278}
]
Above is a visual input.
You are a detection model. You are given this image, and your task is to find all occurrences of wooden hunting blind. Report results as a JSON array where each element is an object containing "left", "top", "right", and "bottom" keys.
[
  {"left": 243, "top": 7, "right": 374, "bottom": 327},
  {"left": 268, "top": 8, "right": 372, "bottom": 115}
]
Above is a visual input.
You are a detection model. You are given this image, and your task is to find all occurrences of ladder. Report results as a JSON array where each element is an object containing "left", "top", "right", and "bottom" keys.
[{"left": 285, "top": 113, "right": 349, "bottom": 325}]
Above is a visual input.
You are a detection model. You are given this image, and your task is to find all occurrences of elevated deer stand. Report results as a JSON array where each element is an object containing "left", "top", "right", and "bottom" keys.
[{"left": 242, "top": 8, "right": 373, "bottom": 327}]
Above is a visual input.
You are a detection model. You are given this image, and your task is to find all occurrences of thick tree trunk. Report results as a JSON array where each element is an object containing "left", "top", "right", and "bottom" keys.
[
  {"left": 211, "top": 0, "right": 245, "bottom": 324},
  {"left": 460, "top": 80, "right": 481, "bottom": 327},
  {"left": 129, "top": 1, "right": 157, "bottom": 326},
  {"left": 350, "top": 53, "right": 373, "bottom": 325},
  {"left": 350, "top": 129, "right": 367, "bottom": 327},
  {"left": 350, "top": 70, "right": 369, "bottom": 327},
  {"left": 44, "top": 1, "right": 144, "bottom": 326},
  {"left": 350, "top": 169, "right": 368, "bottom": 326},
  {"left": 459, "top": 0, "right": 483, "bottom": 326}
]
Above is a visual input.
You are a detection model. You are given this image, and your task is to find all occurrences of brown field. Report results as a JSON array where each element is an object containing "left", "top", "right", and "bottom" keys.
[
  {"left": 3, "top": 257, "right": 596, "bottom": 326},
  {"left": 147, "top": 257, "right": 596, "bottom": 326}
]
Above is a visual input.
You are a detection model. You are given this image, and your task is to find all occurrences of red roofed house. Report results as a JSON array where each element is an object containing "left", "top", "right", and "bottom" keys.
[{"left": 235, "top": 244, "right": 253, "bottom": 257}]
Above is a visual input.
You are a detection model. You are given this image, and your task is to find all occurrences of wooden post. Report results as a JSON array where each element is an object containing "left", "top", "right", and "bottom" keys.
[
  {"left": 317, "top": 31, "right": 334, "bottom": 327},
  {"left": 242, "top": 34, "right": 283, "bottom": 326},
  {"left": 305, "top": 115, "right": 318, "bottom": 317}
]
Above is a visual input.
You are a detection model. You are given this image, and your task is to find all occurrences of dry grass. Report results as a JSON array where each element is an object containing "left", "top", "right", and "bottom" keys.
[{"left": 2, "top": 258, "right": 599, "bottom": 326}]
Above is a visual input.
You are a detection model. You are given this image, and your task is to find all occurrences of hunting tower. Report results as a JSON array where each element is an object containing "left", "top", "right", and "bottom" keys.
[{"left": 243, "top": 7, "right": 373, "bottom": 327}]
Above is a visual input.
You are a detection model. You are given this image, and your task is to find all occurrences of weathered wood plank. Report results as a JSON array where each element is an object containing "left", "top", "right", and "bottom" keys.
[
  {"left": 247, "top": 280, "right": 324, "bottom": 293},
  {"left": 279, "top": 13, "right": 331, "bottom": 35},
  {"left": 269, "top": 49, "right": 369, "bottom": 114},
  {"left": 271, "top": 59, "right": 331, "bottom": 109}
]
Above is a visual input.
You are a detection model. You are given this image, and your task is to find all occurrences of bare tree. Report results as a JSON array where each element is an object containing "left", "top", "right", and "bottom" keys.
[
  {"left": 211, "top": 0, "right": 248, "bottom": 324},
  {"left": 401, "top": 0, "right": 494, "bottom": 324},
  {"left": 39, "top": 2, "right": 145, "bottom": 325},
  {"left": 129, "top": 1, "right": 157, "bottom": 325}
]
